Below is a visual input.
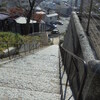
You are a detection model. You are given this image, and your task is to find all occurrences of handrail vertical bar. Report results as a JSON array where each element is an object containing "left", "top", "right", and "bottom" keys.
[
  {"left": 77, "top": 63, "right": 87, "bottom": 100},
  {"left": 63, "top": 59, "right": 72, "bottom": 100},
  {"left": 59, "top": 48, "right": 63, "bottom": 100}
]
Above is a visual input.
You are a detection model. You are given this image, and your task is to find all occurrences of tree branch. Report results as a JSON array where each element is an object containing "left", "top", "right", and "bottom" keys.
[
  {"left": 25, "top": 0, "right": 36, "bottom": 35},
  {"left": 29, "top": 0, "right": 32, "bottom": 7}
]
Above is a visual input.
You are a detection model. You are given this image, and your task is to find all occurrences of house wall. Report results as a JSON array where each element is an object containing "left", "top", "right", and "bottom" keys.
[
  {"left": 0, "top": 0, "right": 30, "bottom": 9},
  {"left": 56, "top": 2, "right": 72, "bottom": 16},
  {"left": 45, "top": 14, "right": 58, "bottom": 24},
  {"left": 17, "top": 0, "right": 32, "bottom": 8},
  {"left": 41, "top": 23, "right": 46, "bottom": 32},
  {"left": 40, "top": 1, "right": 56, "bottom": 10},
  {"left": 53, "top": 0, "right": 61, "bottom": 3}
]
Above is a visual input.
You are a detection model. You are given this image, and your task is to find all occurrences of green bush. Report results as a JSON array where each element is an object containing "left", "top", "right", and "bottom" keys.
[
  {"left": 0, "top": 32, "right": 23, "bottom": 52},
  {"left": 22, "top": 35, "right": 41, "bottom": 43},
  {"left": 0, "top": 32, "right": 42, "bottom": 52}
]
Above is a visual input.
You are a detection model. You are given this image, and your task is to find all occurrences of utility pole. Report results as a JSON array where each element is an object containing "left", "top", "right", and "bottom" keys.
[
  {"left": 75, "top": 0, "right": 78, "bottom": 7},
  {"left": 79, "top": 0, "right": 84, "bottom": 20},
  {"left": 70, "top": 0, "right": 73, "bottom": 7},
  {"left": 86, "top": 0, "right": 93, "bottom": 36}
]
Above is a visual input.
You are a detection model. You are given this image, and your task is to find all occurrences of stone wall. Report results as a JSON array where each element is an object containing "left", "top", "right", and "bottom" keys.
[
  {"left": 40, "top": 32, "right": 48, "bottom": 45},
  {"left": 63, "top": 12, "right": 100, "bottom": 100}
]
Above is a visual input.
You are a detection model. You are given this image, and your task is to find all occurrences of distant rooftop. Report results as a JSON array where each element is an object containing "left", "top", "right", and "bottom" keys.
[
  {"left": 0, "top": 13, "right": 9, "bottom": 20},
  {"left": 34, "top": 11, "right": 45, "bottom": 22},
  {"left": 47, "top": 13, "right": 58, "bottom": 17},
  {"left": 15, "top": 17, "right": 37, "bottom": 24},
  {"left": 35, "top": 6, "right": 42, "bottom": 11}
]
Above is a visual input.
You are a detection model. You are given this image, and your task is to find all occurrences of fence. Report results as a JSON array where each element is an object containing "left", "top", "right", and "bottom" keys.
[
  {"left": 78, "top": 0, "right": 100, "bottom": 59},
  {"left": 0, "top": 35, "right": 42, "bottom": 60},
  {"left": 79, "top": 0, "right": 98, "bottom": 33},
  {"left": 68, "top": 0, "right": 100, "bottom": 34},
  {"left": 66, "top": 0, "right": 100, "bottom": 59},
  {"left": 59, "top": 42, "right": 87, "bottom": 100}
]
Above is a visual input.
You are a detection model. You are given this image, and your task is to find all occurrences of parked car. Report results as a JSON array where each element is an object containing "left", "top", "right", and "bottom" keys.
[
  {"left": 56, "top": 20, "right": 63, "bottom": 25},
  {"left": 52, "top": 24, "right": 57, "bottom": 28},
  {"left": 51, "top": 29, "right": 59, "bottom": 34},
  {"left": 46, "top": 23, "right": 55, "bottom": 31}
]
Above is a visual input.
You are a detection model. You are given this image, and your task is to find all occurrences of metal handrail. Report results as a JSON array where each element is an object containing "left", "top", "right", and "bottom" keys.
[
  {"left": 59, "top": 43, "right": 87, "bottom": 100},
  {"left": 60, "top": 44, "right": 86, "bottom": 63}
]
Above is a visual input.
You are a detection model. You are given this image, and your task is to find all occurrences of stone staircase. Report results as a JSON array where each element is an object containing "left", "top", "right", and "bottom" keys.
[{"left": 0, "top": 45, "right": 60, "bottom": 100}]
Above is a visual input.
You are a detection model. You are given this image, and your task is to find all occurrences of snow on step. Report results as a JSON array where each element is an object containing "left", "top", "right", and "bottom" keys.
[
  {"left": 0, "top": 87, "right": 60, "bottom": 100},
  {"left": 0, "top": 45, "right": 60, "bottom": 99}
]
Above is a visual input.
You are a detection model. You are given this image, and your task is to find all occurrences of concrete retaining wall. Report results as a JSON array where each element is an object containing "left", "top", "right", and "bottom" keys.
[
  {"left": 0, "top": 47, "right": 17, "bottom": 58},
  {"left": 63, "top": 12, "right": 100, "bottom": 100}
]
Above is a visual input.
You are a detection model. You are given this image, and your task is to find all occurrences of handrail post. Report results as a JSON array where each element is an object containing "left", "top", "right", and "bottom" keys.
[
  {"left": 59, "top": 43, "right": 87, "bottom": 100},
  {"left": 77, "top": 63, "right": 87, "bottom": 100},
  {"left": 59, "top": 45, "right": 63, "bottom": 100}
]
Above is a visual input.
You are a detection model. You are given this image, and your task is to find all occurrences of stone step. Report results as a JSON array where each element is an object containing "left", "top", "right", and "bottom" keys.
[
  {"left": 0, "top": 68, "right": 60, "bottom": 94},
  {"left": 2, "top": 54, "right": 59, "bottom": 73},
  {"left": 0, "top": 67, "right": 59, "bottom": 79},
  {"left": 2, "top": 63, "right": 58, "bottom": 73},
  {"left": 0, "top": 87, "right": 60, "bottom": 100},
  {"left": 0, "top": 45, "right": 60, "bottom": 99}
]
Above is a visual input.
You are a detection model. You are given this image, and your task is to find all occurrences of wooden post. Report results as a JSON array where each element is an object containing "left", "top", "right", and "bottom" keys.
[
  {"left": 29, "top": 42, "right": 30, "bottom": 53},
  {"left": 7, "top": 42, "right": 10, "bottom": 59},
  {"left": 18, "top": 43, "right": 20, "bottom": 56},
  {"left": 24, "top": 43, "right": 26, "bottom": 55}
]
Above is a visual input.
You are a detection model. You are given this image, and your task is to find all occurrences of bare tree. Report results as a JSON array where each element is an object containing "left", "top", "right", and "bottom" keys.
[
  {"left": 16, "top": 0, "right": 36, "bottom": 35},
  {"left": 25, "top": 0, "right": 36, "bottom": 35}
]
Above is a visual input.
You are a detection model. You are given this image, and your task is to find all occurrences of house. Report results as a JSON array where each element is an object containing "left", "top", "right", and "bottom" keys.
[
  {"left": 7, "top": 0, "right": 18, "bottom": 8},
  {"left": 56, "top": 1, "right": 72, "bottom": 16},
  {"left": 0, "top": 13, "right": 9, "bottom": 31},
  {"left": 34, "top": 11, "right": 45, "bottom": 22},
  {"left": 40, "top": 0, "right": 56, "bottom": 10},
  {"left": 0, "top": 0, "right": 18, "bottom": 9},
  {"left": 14, "top": 17, "right": 37, "bottom": 34},
  {"left": 44, "top": 13, "right": 58, "bottom": 24},
  {"left": 35, "top": 6, "right": 42, "bottom": 12},
  {"left": 17, "top": 0, "right": 32, "bottom": 9},
  {"left": 33, "top": 11, "right": 46, "bottom": 33},
  {"left": 14, "top": 16, "right": 45, "bottom": 34},
  {"left": 53, "top": 0, "right": 61, "bottom": 4},
  {"left": 8, "top": 7, "right": 24, "bottom": 17},
  {"left": 0, "top": 0, "right": 33, "bottom": 9}
]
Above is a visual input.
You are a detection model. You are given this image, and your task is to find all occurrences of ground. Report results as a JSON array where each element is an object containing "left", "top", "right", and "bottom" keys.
[
  {"left": 49, "top": 17, "right": 70, "bottom": 45},
  {"left": 57, "top": 17, "right": 70, "bottom": 33},
  {"left": 0, "top": 45, "right": 60, "bottom": 100},
  {"left": 0, "top": 16, "right": 74, "bottom": 100}
]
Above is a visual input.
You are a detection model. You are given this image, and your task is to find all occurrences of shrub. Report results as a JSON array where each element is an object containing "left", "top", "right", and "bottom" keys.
[
  {"left": 0, "top": 32, "right": 42, "bottom": 52},
  {"left": 0, "top": 32, "right": 23, "bottom": 51}
]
